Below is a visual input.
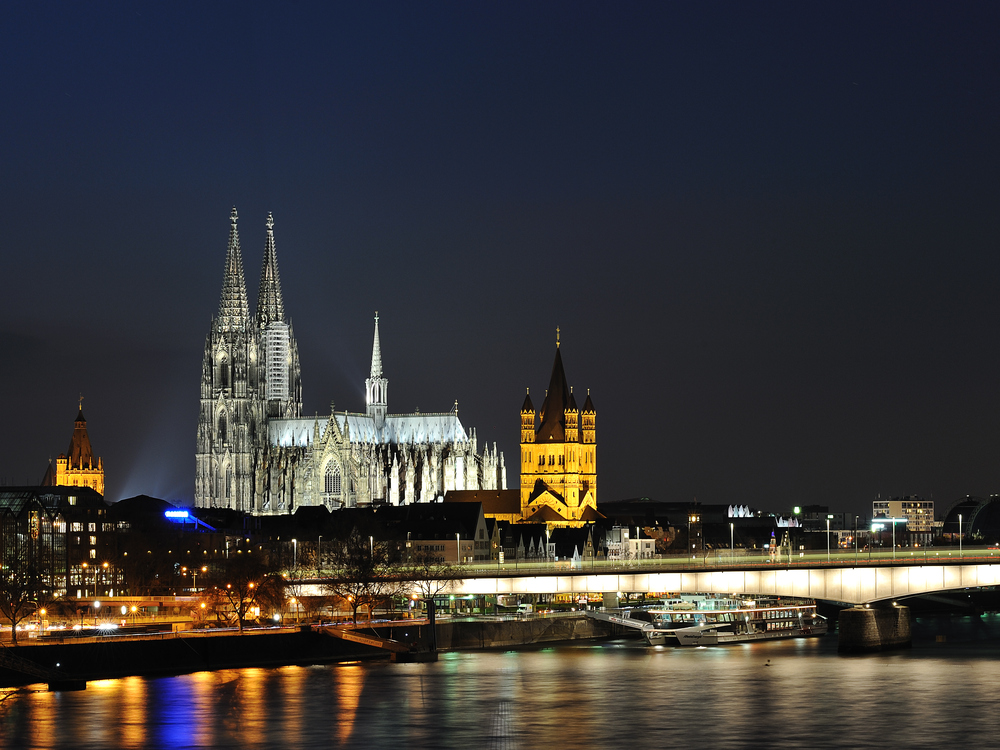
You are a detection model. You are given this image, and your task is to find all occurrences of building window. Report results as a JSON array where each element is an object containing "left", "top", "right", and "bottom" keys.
[
  {"left": 88, "top": 523, "right": 96, "bottom": 532},
  {"left": 325, "top": 464, "right": 342, "bottom": 496},
  {"left": 89, "top": 535, "right": 97, "bottom": 546},
  {"left": 71, "top": 522, "right": 83, "bottom": 532},
  {"left": 89, "top": 549, "right": 97, "bottom": 559}
]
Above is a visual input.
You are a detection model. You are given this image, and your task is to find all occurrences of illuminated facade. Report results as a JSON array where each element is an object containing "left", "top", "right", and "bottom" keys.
[
  {"left": 43, "top": 405, "right": 105, "bottom": 496},
  {"left": 196, "top": 209, "right": 504, "bottom": 515},
  {"left": 195, "top": 209, "right": 302, "bottom": 513},
  {"left": 519, "top": 337, "right": 598, "bottom": 526}
]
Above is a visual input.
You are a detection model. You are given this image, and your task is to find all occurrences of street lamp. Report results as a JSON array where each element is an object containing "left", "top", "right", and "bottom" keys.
[
  {"left": 192, "top": 566, "right": 206, "bottom": 592},
  {"left": 730, "top": 522, "right": 734, "bottom": 556},
  {"left": 292, "top": 538, "right": 297, "bottom": 569},
  {"left": 826, "top": 515, "right": 832, "bottom": 562},
  {"left": 855, "top": 515, "right": 859, "bottom": 562},
  {"left": 369, "top": 535, "right": 374, "bottom": 559},
  {"left": 456, "top": 532, "right": 461, "bottom": 564},
  {"left": 93, "top": 600, "right": 101, "bottom": 626},
  {"left": 318, "top": 535, "right": 322, "bottom": 576},
  {"left": 959, "top": 514, "right": 963, "bottom": 557}
]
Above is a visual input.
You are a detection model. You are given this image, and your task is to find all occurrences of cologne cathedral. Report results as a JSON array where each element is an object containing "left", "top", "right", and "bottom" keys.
[{"left": 195, "top": 209, "right": 505, "bottom": 515}]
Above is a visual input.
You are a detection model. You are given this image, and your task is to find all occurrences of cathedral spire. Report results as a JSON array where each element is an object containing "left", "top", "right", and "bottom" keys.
[
  {"left": 217, "top": 207, "right": 249, "bottom": 332},
  {"left": 256, "top": 212, "right": 285, "bottom": 326},
  {"left": 366, "top": 312, "right": 388, "bottom": 431},
  {"left": 370, "top": 311, "right": 383, "bottom": 378}
]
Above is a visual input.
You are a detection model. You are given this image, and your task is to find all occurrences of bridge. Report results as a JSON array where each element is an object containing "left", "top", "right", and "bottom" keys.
[{"left": 439, "top": 552, "right": 1000, "bottom": 605}]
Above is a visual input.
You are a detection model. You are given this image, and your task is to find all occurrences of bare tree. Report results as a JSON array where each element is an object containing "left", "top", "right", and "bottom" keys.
[
  {"left": 325, "top": 530, "right": 409, "bottom": 623},
  {"left": 404, "top": 550, "right": 464, "bottom": 602},
  {"left": 205, "top": 553, "right": 284, "bottom": 631},
  {"left": 0, "top": 546, "right": 41, "bottom": 645}
]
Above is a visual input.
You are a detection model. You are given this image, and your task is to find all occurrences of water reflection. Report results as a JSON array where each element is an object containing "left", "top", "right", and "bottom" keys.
[{"left": 3, "top": 619, "right": 1000, "bottom": 749}]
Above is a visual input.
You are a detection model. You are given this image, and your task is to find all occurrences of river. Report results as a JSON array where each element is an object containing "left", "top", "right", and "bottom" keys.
[{"left": 2, "top": 614, "right": 998, "bottom": 749}]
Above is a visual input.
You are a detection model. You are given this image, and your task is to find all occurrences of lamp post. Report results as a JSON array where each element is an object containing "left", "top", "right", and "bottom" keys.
[
  {"left": 192, "top": 566, "right": 206, "bottom": 592},
  {"left": 292, "top": 538, "right": 297, "bottom": 570},
  {"left": 93, "top": 600, "right": 101, "bottom": 626},
  {"left": 959, "top": 514, "right": 963, "bottom": 558},
  {"left": 730, "top": 522, "right": 734, "bottom": 557},
  {"left": 369, "top": 535, "right": 374, "bottom": 559},
  {"left": 855, "top": 515, "right": 859, "bottom": 563},
  {"left": 317, "top": 535, "right": 322, "bottom": 576},
  {"left": 456, "top": 532, "right": 461, "bottom": 564},
  {"left": 826, "top": 516, "right": 832, "bottom": 563}
]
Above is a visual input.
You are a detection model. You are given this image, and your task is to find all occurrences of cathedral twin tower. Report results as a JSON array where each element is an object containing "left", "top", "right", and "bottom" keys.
[{"left": 196, "top": 208, "right": 504, "bottom": 515}]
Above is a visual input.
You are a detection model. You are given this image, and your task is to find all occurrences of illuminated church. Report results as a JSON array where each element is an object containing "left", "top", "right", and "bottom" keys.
[
  {"left": 519, "top": 334, "right": 599, "bottom": 526},
  {"left": 42, "top": 402, "right": 105, "bottom": 495},
  {"left": 195, "top": 209, "right": 505, "bottom": 515}
]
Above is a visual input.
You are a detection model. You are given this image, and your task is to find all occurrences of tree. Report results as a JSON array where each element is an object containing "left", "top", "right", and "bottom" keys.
[
  {"left": 206, "top": 552, "right": 284, "bottom": 631},
  {"left": 325, "top": 529, "right": 410, "bottom": 623},
  {"left": 404, "top": 550, "right": 464, "bottom": 602},
  {"left": 0, "top": 546, "right": 41, "bottom": 645}
]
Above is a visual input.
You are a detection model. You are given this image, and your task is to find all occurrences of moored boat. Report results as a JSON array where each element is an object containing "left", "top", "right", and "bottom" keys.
[{"left": 641, "top": 599, "right": 827, "bottom": 646}]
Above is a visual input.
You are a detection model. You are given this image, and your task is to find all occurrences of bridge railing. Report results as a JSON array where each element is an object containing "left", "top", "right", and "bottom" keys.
[{"left": 447, "top": 546, "right": 1000, "bottom": 577}]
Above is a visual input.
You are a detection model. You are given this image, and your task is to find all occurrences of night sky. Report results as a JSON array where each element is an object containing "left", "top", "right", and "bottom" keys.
[{"left": 2, "top": 2, "right": 998, "bottom": 518}]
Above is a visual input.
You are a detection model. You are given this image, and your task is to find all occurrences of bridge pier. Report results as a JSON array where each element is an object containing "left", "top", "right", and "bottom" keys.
[{"left": 838, "top": 604, "right": 911, "bottom": 653}]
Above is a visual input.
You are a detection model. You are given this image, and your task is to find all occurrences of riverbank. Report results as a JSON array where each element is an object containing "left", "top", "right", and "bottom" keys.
[{"left": 0, "top": 614, "right": 614, "bottom": 688}]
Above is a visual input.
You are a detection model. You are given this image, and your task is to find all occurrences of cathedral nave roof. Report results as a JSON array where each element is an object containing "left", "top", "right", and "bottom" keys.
[{"left": 269, "top": 411, "right": 470, "bottom": 448}]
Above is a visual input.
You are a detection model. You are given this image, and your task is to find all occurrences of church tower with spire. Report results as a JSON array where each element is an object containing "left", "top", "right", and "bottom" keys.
[
  {"left": 46, "top": 400, "right": 105, "bottom": 495},
  {"left": 196, "top": 208, "right": 304, "bottom": 512},
  {"left": 519, "top": 330, "right": 598, "bottom": 526},
  {"left": 365, "top": 312, "right": 388, "bottom": 430}
]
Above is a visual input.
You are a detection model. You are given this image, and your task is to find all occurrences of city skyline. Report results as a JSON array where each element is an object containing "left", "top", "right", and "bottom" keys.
[{"left": 2, "top": 3, "right": 999, "bottom": 517}]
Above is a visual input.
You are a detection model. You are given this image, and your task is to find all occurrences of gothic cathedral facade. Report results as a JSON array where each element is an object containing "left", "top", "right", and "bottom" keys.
[
  {"left": 519, "top": 338, "right": 597, "bottom": 526},
  {"left": 195, "top": 209, "right": 504, "bottom": 515}
]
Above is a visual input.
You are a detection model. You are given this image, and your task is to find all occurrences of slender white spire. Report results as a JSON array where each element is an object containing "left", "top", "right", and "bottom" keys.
[
  {"left": 370, "top": 311, "right": 383, "bottom": 378},
  {"left": 366, "top": 312, "right": 388, "bottom": 430}
]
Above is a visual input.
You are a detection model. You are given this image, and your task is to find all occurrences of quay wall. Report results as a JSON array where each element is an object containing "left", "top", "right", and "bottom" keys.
[
  {"left": 1, "top": 615, "right": 614, "bottom": 687},
  {"left": 0, "top": 628, "right": 383, "bottom": 688}
]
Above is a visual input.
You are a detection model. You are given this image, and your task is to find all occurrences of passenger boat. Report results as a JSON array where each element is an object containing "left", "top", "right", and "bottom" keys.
[{"left": 641, "top": 600, "right": 827, "bottom": 646}]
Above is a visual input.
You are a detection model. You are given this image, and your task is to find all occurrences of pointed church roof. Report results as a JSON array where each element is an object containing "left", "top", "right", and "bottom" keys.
[
  {"left": 256, "top": 212, "right": 285, "bottom": 326},
  {"left": 537, "top": 346, "right": 570, "bottom": 442},
  {"left": 583, "top": 391, "right": 595, "bottom": 413},
  {"left": 67, "top": 409, "right": 96, "bottom": 470},
  {"left": 521, "top": 388, "right": 534, "bottom": 413},
  {"left": 370, "top": 312, "right": 384, "bottom": 378},
  {"left": 217, "top": 207, "right": 249, "bottom": 332}
]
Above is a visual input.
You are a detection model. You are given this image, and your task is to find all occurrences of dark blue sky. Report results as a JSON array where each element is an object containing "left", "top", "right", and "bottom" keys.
[{"left": 2, "top": 2, "right": 999, "bottom": 517}]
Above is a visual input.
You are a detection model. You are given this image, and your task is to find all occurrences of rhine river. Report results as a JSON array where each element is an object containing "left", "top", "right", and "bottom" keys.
[{"left": 2, "top": 615, "right": 999, "bottom": 749}]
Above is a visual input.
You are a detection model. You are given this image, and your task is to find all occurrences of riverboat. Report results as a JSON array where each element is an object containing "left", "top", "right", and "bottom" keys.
[{"left": 641, "top": 600, "right": 827, "bottom": 646}]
